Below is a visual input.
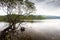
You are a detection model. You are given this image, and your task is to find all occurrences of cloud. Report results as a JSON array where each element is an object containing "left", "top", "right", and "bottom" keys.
[
  {"left": 29, "top": 0, "right": 60, "bottom": 8},
  {"left": 30, "top": 0, "right": 60, "bottom": 16},
  {"left": 46, "top": 0, "right": 60, "bottom": 7},
  {"left": 36, "top": 0, "right": 45, "bottom": 2}
]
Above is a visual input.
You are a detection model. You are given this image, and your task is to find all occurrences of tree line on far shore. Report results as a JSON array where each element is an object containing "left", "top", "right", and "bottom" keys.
[{"left": 0, "top": 14, "right": 45, "bottom": 22}]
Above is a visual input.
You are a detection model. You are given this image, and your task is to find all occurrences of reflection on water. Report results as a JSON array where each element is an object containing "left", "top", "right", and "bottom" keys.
[
  {"left": 0, "top": 19, "right": 60, "bottom": 31},
  {"left": 1, "top": 19, "right": 60, "bottom": 32},
  {"left": 21, "top": 19, "right": 60, "bottom": 32},
  {"left": 0, "top": 22, "right": 8, "bottom": 31},
  {"left": 0, "top": 19, "right": 60, "bottom": 40},
  {"left": 32, "top": 19, "right": 60, "bottom": 31}
]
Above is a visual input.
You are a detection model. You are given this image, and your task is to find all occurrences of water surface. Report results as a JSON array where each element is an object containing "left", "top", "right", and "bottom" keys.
[
  {"left": 0, "top": 19, "right": 60, "bottom": 40},
  {"left": 1, "top": 19, "right": 60, "bottom": 32}
]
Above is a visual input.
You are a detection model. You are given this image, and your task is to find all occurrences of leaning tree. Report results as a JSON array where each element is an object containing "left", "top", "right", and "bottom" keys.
[{"left": 0, "top": 0, "right": 36, "bottom": 40}]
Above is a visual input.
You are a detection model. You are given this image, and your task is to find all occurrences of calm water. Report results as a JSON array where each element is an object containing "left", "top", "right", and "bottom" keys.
[
  {"left": 0, "top": 19, "right": 60, "bottom": 32},
  {"left": 1, "top": 19, "right": 60, "bottom": 40}
]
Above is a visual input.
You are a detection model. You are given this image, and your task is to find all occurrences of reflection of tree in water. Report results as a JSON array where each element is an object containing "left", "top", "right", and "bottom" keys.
[
  {"left": 0, "top": 0, "right": 35, "bottom": 40},
  {"left": 6, "top": 29, "right": 32, "bottom": 40}
]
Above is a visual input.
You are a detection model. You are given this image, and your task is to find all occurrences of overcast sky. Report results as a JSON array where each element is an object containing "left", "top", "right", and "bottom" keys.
[
  {"left": 30, "top": 0, "right": 60, "bottom": 16},
  {"left": 0, "top": 0, "right": 60, "bottom": 16}
]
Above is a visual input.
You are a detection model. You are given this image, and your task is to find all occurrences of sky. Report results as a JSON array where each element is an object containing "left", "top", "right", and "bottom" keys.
[
  {"left": 30, "top": 0, "right": 60, "bottom": 16},
  {"left": 0, "top": 0, "right": 60, "bottom": 16}
]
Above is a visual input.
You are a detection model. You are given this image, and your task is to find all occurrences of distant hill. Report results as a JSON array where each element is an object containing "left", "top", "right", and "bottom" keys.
[{"left": 45, "top": 16, "right": 60, "bottom": 19}]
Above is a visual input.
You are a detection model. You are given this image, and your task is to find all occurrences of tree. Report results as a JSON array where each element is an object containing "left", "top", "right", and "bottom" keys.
[{"left": 0, "top": 0, "right": 35, "bottom": 40}]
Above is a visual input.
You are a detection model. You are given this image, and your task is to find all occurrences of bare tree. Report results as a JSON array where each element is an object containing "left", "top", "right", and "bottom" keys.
[{"left": 0, "top": 0, "right": 35, "bottom": 40}]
